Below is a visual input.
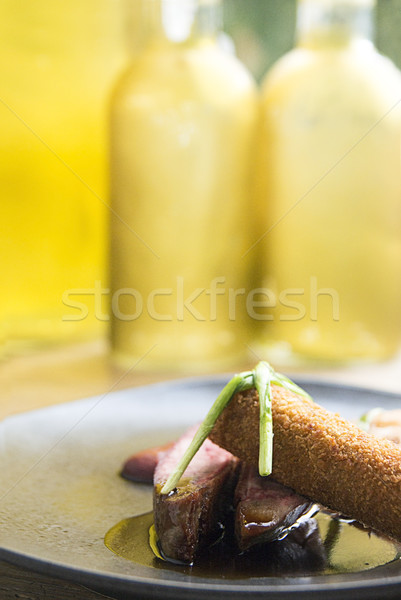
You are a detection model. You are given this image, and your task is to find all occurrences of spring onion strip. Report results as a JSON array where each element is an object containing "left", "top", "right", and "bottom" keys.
[
  {"left": 160, "top": 370, "right": 253, "bottom": 494},
  {"left": 359, "top": 407, "right": 383, "bottom": 432},
  {"left": 160, "top": 362, "right": 312, "bottom": 495},
  {"left": 272, "top": 372, "right": 312, "bottom": 401},
  {"left": 254, "top": 362, "right": 274, "bottom": 476}
]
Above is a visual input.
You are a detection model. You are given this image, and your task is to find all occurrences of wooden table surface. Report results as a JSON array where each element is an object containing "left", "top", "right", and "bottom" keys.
[{"left": 1, "top": 339, "right": 401, "bottom": 600}]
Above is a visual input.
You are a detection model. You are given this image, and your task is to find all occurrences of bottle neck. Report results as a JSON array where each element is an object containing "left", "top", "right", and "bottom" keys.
[
  {"left": 296, "top": 0, "right": 375, "bottom": 49},
  {"left": 138, "top": 0, "right": 222, "bottom": 47}
]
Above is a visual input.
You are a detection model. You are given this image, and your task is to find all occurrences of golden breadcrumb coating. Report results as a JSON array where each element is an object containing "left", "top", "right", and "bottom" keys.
[{"left": 209, "top": 386, "right": 401, "bottom": 541}]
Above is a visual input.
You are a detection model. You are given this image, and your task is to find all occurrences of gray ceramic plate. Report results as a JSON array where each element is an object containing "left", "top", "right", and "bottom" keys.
[{"left": 1, "top": 376, "right": 401, "bottom": 599}]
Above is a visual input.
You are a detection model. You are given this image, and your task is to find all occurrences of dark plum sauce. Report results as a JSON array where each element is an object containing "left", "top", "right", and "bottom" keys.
[{"left": 105, "top": 510, "right": 401, "bottom": 579}]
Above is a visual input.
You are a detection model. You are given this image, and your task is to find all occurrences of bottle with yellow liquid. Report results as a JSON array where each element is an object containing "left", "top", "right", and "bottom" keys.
[
  {"left": 0, "top": 1, "right": 125, "bottom": 354},
  {"left": 109, "top": 0, "right": 258, "bottom": 371},
  {"left": 255, "top": 0, "right": 401, "bottom": 363}
]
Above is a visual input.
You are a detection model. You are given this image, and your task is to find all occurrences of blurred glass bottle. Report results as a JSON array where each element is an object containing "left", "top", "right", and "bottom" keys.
[
  {"left": 0, "top": 1, "right": 125, "bottom": 354},
  {"left": 255, "top": 0, "right": 401, "bottom": 363},
  {"left": 110, "top": 0, "right": 258, "bottom": 371}
]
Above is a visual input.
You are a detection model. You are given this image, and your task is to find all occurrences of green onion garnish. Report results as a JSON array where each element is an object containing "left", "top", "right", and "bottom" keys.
[
  {"left": 160, "top": 361, "right": 311, "bottom": 495},
  {"left": 359, "top": 407, "right": 383, "bottom": 431},
  {"left": 254, "top": 361, "right": 274, "bottom": 476}
]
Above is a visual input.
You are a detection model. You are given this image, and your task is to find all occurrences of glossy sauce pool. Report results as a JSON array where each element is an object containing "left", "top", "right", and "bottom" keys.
[{"left": 104, "top": 511, "right": 401, "bottom": 578}]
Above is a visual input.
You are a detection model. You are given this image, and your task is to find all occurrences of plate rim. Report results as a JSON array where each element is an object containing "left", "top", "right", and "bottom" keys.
[
  {"left": 1, "top": 373, "right": 400, "bottom": 428},
  {"left": 2, "top": 542, "right": 401, "bottom": 600}
]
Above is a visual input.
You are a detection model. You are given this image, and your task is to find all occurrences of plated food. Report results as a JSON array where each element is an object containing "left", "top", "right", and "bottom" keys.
[
  {"left": 116, "top": 362, "right": 401, "bottom": 575},
  {"left": 210, "top": 385, "right": 401, "bottom": 542},
  {"left": 3, "top": 377, "right": 401, "bottom": 600}
]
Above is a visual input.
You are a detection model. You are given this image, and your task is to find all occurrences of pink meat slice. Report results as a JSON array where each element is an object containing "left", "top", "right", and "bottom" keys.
[
  {"left": 121, "top": 441, "right": 174, "bottom": 483},
  {"left": 235, "top": 463, "right": 316, "bottom": 551},
  {"left": 153, "top": 427, "right": 239, "bottom": 564}
]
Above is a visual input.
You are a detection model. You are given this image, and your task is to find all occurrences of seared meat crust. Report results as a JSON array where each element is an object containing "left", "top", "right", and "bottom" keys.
[{"left": 154, "top": 429, "right": 239, "bottom": 563}]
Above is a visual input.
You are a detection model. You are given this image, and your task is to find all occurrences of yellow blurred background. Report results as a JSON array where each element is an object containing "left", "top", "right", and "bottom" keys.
[
  {"left": 0, "top": 0, "right": 126, "bottom": 354},
  {"left": 1, "top": 0, "right": 401, "bottom": 364}
]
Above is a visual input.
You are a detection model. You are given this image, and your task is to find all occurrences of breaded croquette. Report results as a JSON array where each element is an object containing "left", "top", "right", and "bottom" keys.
[{"left": 209, "top": 386, "right": 401, "bottom": 541}]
